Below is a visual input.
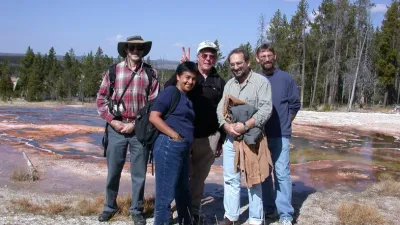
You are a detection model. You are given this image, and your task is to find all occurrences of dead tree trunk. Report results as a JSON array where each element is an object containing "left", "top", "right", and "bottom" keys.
[
  {"left": 324, "top": 75, "right": 329, "bottom": 104},
  {"left": 397, "top": 72, "right": 400, "bottom": 104},
  {"left": 348, "top": 29, "right": 368, "bottom": 111},
  {"left": 329, "top": 21, "right": 340, "bottom": 105},
  {"left": 311, "top": 49, "right": 321, "bottom": 106},
  {"left": 300, "top": 26, "right": 306, "bottom": 109},
  {"left": 384, "top": 91, "right": 388, "bottom": 106}
]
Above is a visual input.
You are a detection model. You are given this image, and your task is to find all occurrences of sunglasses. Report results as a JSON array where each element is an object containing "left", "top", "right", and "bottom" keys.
[
  {"left": 128, "top": 44, "right": 144, "bottom": 52},
  {"left": 200, "top": 53, "right": 216, "bottom": 60}
]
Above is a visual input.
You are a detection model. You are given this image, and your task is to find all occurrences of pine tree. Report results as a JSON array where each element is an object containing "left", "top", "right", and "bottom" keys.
[
  {"left": 82, "top": 52, "right": 96, "bottom": 99},
  {"left": 290, "top": 0, "right": 309, "bottom": 108},
  {"left": 266, "top": 10, "right": 292, "bottom": 71},
  {"left": 213, "top": 39, "right": 229, "bottom": 79},
  {"left": 256, "top": 13, "right": 267, "bottom": 48},
  {"left": 377, "top": 0, "right": 400, "bottom": 105},
  {"left": 27, "top": 53, "right": 43, "bottom": 101},
  {"left": 44, "top": 47, "right": 58, "bottom": 100},
  {"left": 16, "top": 47, "right": 35, "bottom": 97},
  {"left": 0, "top": 61, "right": 14, "bottom": 101}
]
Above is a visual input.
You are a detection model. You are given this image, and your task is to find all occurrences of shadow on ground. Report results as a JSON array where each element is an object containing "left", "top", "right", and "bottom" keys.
[{"left": 194, "top": 181, "right": 316, "bottom": 225}]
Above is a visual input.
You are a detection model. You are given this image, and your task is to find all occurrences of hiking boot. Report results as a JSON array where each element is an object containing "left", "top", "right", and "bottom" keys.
[
  {"left": 219, "top": 217, "right": 235, "bottom": 225},
  {"left": 98, "top": 210, "right": 117, "bottom": 222},
  {"left": 280, "top": 219, "right": 292, "bottom": 225},
  {"left": 131, "top": 214, "right": 146, "bottom": 225}
]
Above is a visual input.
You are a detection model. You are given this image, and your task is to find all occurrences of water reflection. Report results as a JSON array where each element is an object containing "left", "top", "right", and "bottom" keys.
[{"left": 1, "top": 106, "right": 399, "bottom": 192}]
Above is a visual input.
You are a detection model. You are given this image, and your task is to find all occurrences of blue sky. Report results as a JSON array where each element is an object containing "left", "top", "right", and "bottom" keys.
[{"left": 0, "top": 0, "right": 391, "bottom": 61}]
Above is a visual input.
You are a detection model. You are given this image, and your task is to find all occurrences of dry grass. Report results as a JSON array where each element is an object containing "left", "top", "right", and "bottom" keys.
[
  {"left": 10, "top": 167, "right": 39, "bottom": 182},
  {"left": 8, "top": 194, "right": 156, "bottom": 218},
  {"left": 9, "top": 198, "right": 43, "bottom": 214},
  {"left": 337, "top": 202, "right": 385, "bottom": 225},
  {"left": 47, "top": 202, "right": 71, "bottom": 214},
  {"left": 75, "top": 196, "right": 104, "bottom": 216},
  {"left": 143, "top": 196, "right": 155, "bottom": 214},
  {"left": 116, "top": 195, "right": 131, "bottom": 217},
  {"left": 369, "top": 173, "right": 400, "bottom": 197}
]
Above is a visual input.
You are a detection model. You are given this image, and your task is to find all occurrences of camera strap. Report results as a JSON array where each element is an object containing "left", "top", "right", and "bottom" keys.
[
  {"left": 118, "top": 70, "right": 137, "bottom": 105},
  {"left": 111, "top": 64, "right": 142, "bottom": 117}
]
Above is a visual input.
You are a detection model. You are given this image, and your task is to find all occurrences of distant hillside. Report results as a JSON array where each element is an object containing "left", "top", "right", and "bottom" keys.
[{"left": 0, "top": 52, "right": 179, "bottom": 70}]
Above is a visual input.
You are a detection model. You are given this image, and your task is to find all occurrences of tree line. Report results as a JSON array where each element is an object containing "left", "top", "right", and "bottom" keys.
[
  {"left": 252, "top": 0, "right": 399, "bottom": 109},
  {"left": 1, "top": 0, "right": 399, "bottom": 109},
  {"left": 0, "top": 47, "right": 175, "bottom": 102}
]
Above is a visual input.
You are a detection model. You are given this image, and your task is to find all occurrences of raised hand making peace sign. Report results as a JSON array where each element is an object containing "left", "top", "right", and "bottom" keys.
[{"left": 180, "top": 46, "right": 190, "bottom": 63}]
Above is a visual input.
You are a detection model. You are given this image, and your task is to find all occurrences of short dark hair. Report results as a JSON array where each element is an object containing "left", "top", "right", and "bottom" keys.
[
  {"left": 175, "top": 61, "right": 198, "bottom": 76},
  {"left": 227, "top": 48, "right": 250, "bottom": 63},
  {"left": 256, "top": 43, "right": 276, "bottom": 56}
]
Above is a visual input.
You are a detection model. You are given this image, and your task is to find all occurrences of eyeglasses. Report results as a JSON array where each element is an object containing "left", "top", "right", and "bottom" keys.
[
  {"left": 128, "top": 44, "right": 144, "bottom": 52},
  {"left": 258, "top": 54, "right": 275, "bottom": 61},
  {"left": 200, "top": 53, "right": 216, "bottom": 61},
  {"left": 230, "top": 61, "right": 245, "bottom": 68}
]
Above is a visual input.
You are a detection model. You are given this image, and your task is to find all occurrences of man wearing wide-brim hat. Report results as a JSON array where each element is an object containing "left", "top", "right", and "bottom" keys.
[{"left": 96, "top": 35, "right": 160, "bottom": 224}]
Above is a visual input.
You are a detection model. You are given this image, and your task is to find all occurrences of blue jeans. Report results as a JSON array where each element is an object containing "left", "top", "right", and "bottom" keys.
[
  {"left": 223, "top": 136, "right": 263, "bottom": 225},
  {"left": 262, "top": 137, "right": 294, "bottom": 222},
  {"left": 153, "top": 134, "right": 192, "bottom": 225},
  {"left": 103, "top": 125, "right": 147, "bottom": 215}
]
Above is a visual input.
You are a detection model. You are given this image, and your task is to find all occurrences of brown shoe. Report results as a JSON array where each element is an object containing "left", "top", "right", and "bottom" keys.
[{"left": 219, "top": 217, "right": 235, "bottom": 225}]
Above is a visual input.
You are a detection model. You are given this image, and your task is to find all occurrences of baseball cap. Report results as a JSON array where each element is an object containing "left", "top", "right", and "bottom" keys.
[{"left": 197, "top": 41, "right": 218, "bottom": 53}]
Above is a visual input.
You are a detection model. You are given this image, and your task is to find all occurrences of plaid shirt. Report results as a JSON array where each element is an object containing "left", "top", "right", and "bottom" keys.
[{"left": 96, "top": 60, "right": 160, "bottom": 123}]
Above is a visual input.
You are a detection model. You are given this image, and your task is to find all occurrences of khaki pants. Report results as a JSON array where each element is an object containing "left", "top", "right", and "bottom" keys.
[{"left": 189, "top": 131, "right": 221, "bottom": 215}]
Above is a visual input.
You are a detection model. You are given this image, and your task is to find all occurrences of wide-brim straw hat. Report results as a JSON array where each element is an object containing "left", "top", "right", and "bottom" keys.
[{"left": 117, "top": 35, "right": 152, "bottom": 58}]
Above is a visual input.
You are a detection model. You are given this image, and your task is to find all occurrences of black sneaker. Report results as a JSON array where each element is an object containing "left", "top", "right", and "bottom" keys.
[
  {"left": 98, "top": 210, "right": 117, "bottom": 222},
  {"left": 131, "top": 214, "right": 146, "bottom": 225},
  {"left": 265, "top": 211, "right": 277, "bottom": 220}
]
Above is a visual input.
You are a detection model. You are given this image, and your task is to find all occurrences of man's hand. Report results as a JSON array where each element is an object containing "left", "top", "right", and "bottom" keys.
[
  {"left": 290, "top": 114, "right": 296, "bottom": 122},
  {"left": 233, "top": 122, "right": 246, "bottom": 134},
  {"left": 215, "top": 142, "right": 223, "bottom": 158},
  {"left": 120, "top": 123, "right": 135, "bottom": 134},
  {"left": 223, "top": 123, "right": 241, "bottom": 138},
  {"left": 110, "top": 120, "right": 124, "bottom": 132},
  {"left": 180, "top": 46, "right": 190, "bottom": 63}
]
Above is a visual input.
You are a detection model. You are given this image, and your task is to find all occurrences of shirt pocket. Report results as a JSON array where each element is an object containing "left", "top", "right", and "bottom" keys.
[{"left": 245, "top": 97, "right": 257, "bottom": 107}]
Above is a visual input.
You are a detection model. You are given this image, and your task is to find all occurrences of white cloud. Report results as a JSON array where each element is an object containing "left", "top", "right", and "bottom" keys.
[
  {"left": 371, "top": 4, "right": 388, "bottom": 13},
  {"left": 174, "top": 42, "right": 184, "bottom": 47},
  {"left": 106, "top": 34, "right": 124, "bottom": 45}
]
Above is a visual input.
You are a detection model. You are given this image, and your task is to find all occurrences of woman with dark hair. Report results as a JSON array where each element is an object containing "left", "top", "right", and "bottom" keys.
[{"left": 149, "top": 61, "right": 198, "bottom": 225}]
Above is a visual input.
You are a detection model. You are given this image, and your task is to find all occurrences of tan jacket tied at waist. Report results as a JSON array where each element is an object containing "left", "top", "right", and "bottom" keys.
[
  {"left": 222, "top": 94, "right": 273, "bottom": 188},
  {"left": 233, "top": 136, "right": 273, "bottom": 188}
]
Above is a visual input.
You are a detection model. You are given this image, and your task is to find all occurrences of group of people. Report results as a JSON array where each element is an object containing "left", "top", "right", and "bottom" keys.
[{"left": 96, "top": 35, "right": 300, "bottom": 225}]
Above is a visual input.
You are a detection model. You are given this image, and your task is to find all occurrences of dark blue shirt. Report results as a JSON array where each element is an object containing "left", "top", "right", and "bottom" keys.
[
  {"left": 151, "top": 86, "right": 195, "bottom": 143},
  {"left": 262, "top": 69, "right": 300, "bottom": 138}
]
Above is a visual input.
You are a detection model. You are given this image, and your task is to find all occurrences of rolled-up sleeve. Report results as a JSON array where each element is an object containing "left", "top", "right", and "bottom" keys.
[
  {"left": 252, "top": 80, "right": 272, "bottom": 127},
  {"left": 148, "top": 69, "right": 160, "bottom": 101},
  {"left": 96, "top": 70, "right": 114, "bottom": 123}
]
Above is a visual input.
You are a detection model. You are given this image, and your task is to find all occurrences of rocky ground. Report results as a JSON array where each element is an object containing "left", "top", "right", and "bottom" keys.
[{"left": 1, "top": 109, "right": 400, "bottom": 224}]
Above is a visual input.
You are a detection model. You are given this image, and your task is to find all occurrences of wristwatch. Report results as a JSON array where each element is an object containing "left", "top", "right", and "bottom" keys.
[{"left": 242, "top": 122, "right": 250, "bottom": 132}]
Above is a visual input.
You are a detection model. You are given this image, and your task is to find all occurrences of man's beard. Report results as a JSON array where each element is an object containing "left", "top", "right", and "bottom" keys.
[
  {"left": 262, "top": 62, "right": 274, "bottom": 71},
  {"left": 233, "top": 67, "right": 250, "bottom": 79}
]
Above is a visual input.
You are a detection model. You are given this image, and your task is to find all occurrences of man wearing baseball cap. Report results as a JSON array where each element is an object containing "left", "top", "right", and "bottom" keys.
[{"left": 164, "top": 40, "right": 226, "bottom": 224}]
